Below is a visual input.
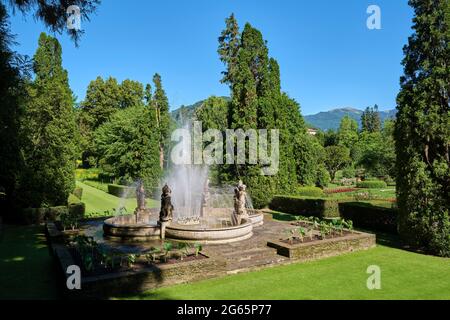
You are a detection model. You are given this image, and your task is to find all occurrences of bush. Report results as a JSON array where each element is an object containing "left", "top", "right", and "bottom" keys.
[
  {"left": 339, "top": 202, "right": 397, "bottom": 234},
  {"left": 108, "top": 184, "right": 135, "bottom": 198},
  {"left": 316, "top": 166, "right": 331, "bottom": 188},
  {"left": 73, "top": 187, "right": 83, "bottom": 200},
  {"left": 356, "top": 180, "right": 387, "bottom": 189},
  {"left": 270, "top": 195, "right": 340, "bottom": 218},
  {"left": 296, "top": 186, "right": 325, "bottom": 198}
]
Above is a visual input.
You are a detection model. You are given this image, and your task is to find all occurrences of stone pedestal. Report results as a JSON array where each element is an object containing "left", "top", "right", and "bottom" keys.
[{"left": 159, "top": 220, "right": 170, "bottom": 240}]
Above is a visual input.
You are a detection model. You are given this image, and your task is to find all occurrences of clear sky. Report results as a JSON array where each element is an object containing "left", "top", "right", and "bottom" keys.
[{"left": 8, "top": 0, "right": 414, "bottom": 115}]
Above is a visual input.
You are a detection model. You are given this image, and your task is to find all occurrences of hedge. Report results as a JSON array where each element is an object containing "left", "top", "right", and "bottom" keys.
[
  {"left": 107, "top": 184, "right": 136, "bottom": 198},
  {"left": 338, "top": 202, "right": 398, "bottom": 234},
  {"left": 356, "top": 180, "right": 387, "bottom": 189},
  {"left": 296, "top": 186, "right": 324, "bottom": 198},
  {"left": 19, "top": 193, "right": 86, "bottom": 225},
  {"left": 269, "top": 195, "right": 340, "bottom": 218}
]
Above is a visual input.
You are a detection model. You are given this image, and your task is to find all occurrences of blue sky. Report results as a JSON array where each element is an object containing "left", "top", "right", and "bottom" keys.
[{"left": 8, "top": 0, "right": 414, "bottom": 115}]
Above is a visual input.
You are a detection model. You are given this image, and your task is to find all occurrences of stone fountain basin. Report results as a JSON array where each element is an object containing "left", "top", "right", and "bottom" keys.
[
  {"left": 165, "top": 218, "right": 253, "bottom": 244},
  {"left": 103, "top": 214, "right": 160, "bottom": 240}
]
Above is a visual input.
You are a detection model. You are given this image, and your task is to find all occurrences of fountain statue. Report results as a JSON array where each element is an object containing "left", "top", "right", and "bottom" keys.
[
  {"left": 159, "top": 184, "right": 174, "bottom": 239},
  {"left": 232, "top": 180, "right": 249, "bottom": 226}
]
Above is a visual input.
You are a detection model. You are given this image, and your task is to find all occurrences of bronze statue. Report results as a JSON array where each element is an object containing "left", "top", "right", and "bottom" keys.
[{"left": 159, "top": 184, "right": 174, "bottom": 222}]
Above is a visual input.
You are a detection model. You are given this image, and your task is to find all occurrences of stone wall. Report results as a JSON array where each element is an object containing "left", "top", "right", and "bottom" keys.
[{"left": 267, "top": 232, "right": 376, "bottom": 261}]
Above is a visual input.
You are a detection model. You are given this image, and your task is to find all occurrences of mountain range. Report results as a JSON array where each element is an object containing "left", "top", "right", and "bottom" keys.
[
  {"left": 304, "top": 107, "right": 397, "bottom": 131},
  {"left": 171, "top": 100, "right": 396, "bottom": 131}
]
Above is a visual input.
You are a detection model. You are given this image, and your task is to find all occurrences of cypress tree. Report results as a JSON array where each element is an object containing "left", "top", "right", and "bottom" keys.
[
  {"left": 20, "top": 33, "right": 78, "bottom": 207},
  {"left": 395, "top": 0, "right": 450, "bottom": 256},
  {"left": 152, "top": 73, "right": 171, "bottom": 169}
]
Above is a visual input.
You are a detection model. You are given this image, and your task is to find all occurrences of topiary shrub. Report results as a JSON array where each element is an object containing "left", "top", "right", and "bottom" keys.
[
  {"left": 269, "top": 195, "right": 339, "bottom": 218},
  {"left": 296, "top": 186, "right": 325, "bottom": 198},
  {"left": 107, "top": 184, "right": 135, "bottom": 198},
  {"left": 339, "top": 202, "right": 398, "bottom": 234},
  {"left": 356, "top": 180, "right": 387, "bottom": 189}
]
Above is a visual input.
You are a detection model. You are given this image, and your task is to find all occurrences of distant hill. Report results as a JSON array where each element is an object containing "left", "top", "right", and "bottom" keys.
[
  {"left": 304, "top": 107, "right": 396, "bottom": 131},
  {"left": 172, "top": 101, "right": 396, "bottom": 131},
  {"left": 171, "top": 97, "right": 230, "bottom": 125}
]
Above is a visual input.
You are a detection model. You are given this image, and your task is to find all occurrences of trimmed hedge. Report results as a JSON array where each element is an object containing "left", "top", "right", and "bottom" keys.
[
  {"left": 296, "top": 186, "right": 325, "bottom": 198},
  {"left": 107, "top": 184, "right": 135, "bottom": 198},
  {"left": 20, "top": 193, "right": 86, "bottom": 225},
  {"left": 356, "top": 180, "right": 387, "bottom": 189},
  {"left": 269, "top": 195, "right": 340, "bottom": 218},
  {"left": 339, "top": 202, "right": 398, "bottom": 234}
]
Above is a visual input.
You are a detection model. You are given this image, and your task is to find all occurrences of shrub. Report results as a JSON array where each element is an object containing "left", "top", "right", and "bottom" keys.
[
  {"left": 339, "top": 202, "right": 397, "bottom": 234},
  {"left": 356, "top": 180, "right": 387, "bottom": 189},
  {"left": 316, "top": 165, "right": 331, "bottom": 188},
  {"left": 270, "top": 195, "right": 340, "bottom": 218},
  {"left": 107, "top": 184, "right": 135, "bottom": 198},
  {"left": 73, "top": 187, "right": 83, "bottom": 200},
  {"left": 296, "top": 187, "right": 324, "bottom": 198}
]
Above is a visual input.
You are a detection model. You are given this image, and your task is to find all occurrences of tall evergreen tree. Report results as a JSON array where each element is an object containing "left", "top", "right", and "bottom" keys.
[
  {"left": 218, "top": 13, "right": 240, "bottom": 85},
  {"left": 20, "top": 33, "right": 78, "bottom": 207},
  {"left": 0, "top": 4, "right": 25, "bottom": 216},
  {"left": 361, "top": 105, "right": 381, "bottom": 133},
  {"left": 152, "top": 73, "right": 171, "bottom": 169},
  {"left": 395, "top": 0, "right": 450, "bottom": 256},
  {"left": 120, "top": 79, "right": 144, "bottom": 109},
  {"left": 217, "top": 16, "right": 323, "bottom": 207}
]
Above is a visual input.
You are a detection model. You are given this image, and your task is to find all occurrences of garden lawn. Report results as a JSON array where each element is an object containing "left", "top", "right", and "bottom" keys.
[
  {"left": 76, "top": 181, "right": 158, "bottom": 217},
  {"left": 0, "top": 225, "right": 58, "bottom": 299},
  {"left": 124, "top": 245, "right": 450, "bottom": 300}
]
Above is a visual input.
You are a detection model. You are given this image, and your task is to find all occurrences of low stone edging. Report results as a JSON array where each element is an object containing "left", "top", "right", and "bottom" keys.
[
  {"left": 48, "top": 228, "right": 227, "bottom": 299},
  {"left": 267, "top": 231, "right": 376, "bottom": 261}
]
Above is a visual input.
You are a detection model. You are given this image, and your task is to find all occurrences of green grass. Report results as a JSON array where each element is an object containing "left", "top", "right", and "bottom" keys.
[
  {"left": 123, "top": 245, "right": 450, "bottom": 300},
  {"left": 0, "top": 225, "right": 59, "bottom": 299},
  {"left": 76, "top": 181, "right": 158, "bottom": 217}
]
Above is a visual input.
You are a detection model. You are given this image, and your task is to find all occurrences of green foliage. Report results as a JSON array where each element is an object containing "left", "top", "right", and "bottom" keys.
[
  {"left": 316, "top": 165, "right": 331, "bottom": 188},
  {"left": 339, "top": 202, "right": 397, "bottom": 234},
  {"left": 353, "top": 131, "right": 395, "bottom": 178},
  {"left": 215, "top": 16, "right": 324, "bottom": 208},
  {"left": 270, "top": 196, "right": 340, "bottom": 218},
  {"left": 296, "top": 187, "right": 325, "bottom": 198},
  {"left": 361, "top": 105, "right": 381, "bottom": 133},
  {"left": 0, "top": 4, "right": 24, "bottom": 217},
  {"left": 337, "top": 115, "right": 359, "bottom": 150},
  {"left": 395, "top": 0, "right": 450, "bottom": 256},
  {"left": 356, "top": 180, "right": 387, "bottom": 189},
  {"left": 324, "top": 145, "right": 351, "bottom": 180},
  {"left": 95, "top": 106, "right": 161, "bottom": 188},
  {"left": 19, "top": 33, "right": 78, "bottom": 208},
  {"left": 151, "top": 73, "right": 172, "bottom": 170}
]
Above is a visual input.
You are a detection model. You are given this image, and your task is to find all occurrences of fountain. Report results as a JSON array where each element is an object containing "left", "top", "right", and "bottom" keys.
[{"left": 103, "top": 177, "right": 264, "bottom": 244}]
